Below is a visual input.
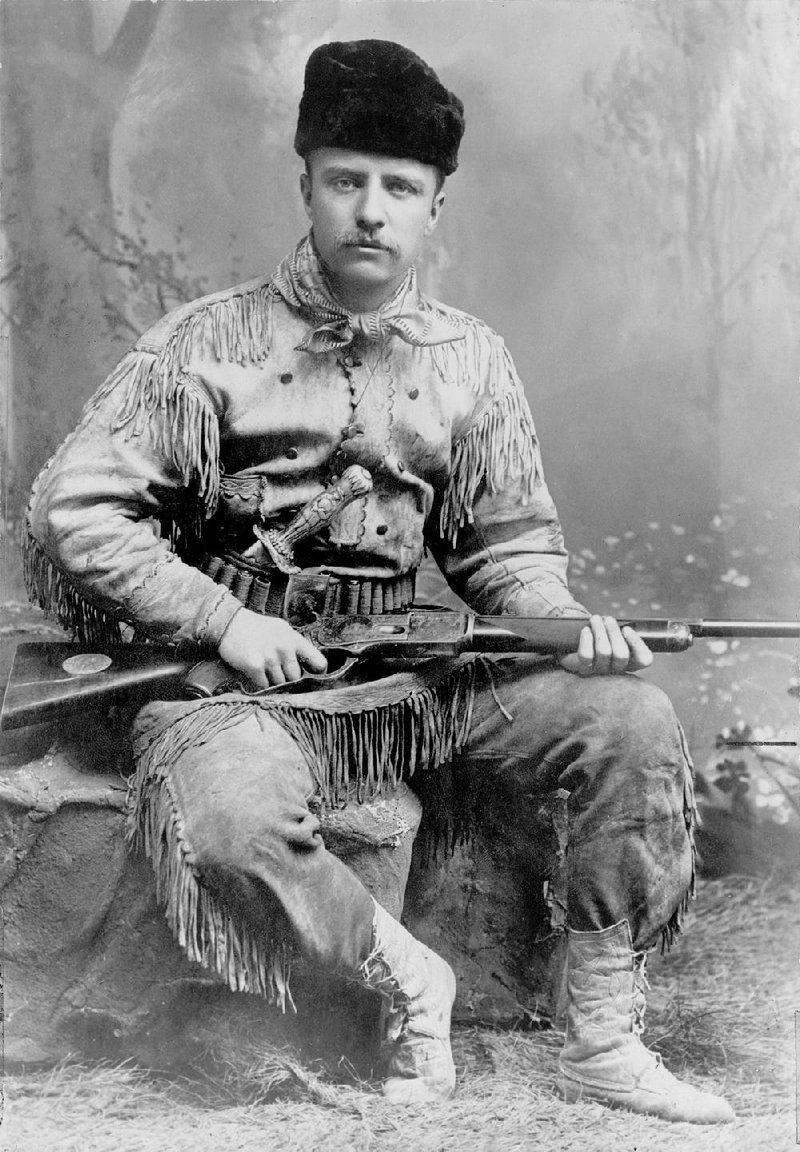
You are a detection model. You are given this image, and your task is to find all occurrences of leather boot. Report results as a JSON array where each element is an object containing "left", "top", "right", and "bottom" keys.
[
  {"left": 359, "top": 899, "right": 456, "bottom": 1105},
  {"left": 559, "top": 920, "right": 734, "bottom": 1123}
]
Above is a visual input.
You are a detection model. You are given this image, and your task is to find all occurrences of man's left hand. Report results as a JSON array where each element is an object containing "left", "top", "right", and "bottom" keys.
[{"left": 559, "top": 614, "right": 653, "bottom": 677}]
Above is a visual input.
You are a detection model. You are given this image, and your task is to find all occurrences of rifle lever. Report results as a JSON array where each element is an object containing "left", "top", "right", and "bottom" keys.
[
  {"left": 182, "top": 651, "right": 359, "bottom": 699},
  {"left": 252, "top": 653, "right": 359, "bottom": 696}
]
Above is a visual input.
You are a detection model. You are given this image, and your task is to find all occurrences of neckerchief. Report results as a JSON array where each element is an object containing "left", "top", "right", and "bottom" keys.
[{"left": 271, "top": 235, "right": 464, "bottom": 354}]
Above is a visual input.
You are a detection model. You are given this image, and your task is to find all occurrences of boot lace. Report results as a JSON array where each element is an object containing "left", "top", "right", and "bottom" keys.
[
  {"left": 359, "top": 948, "right": 411, "bottom": 1043},
  {"left": 632, "top": 951, "right": 649, "bottom": 1037}
]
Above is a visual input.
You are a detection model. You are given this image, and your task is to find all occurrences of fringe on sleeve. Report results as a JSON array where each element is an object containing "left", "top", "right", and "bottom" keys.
[
  {"left": 23, "top": 532, "right": 126, "bottom": 644},
  {"left": 86, "top": 352, "right": 221, "bottom": 527},
  {"left": 23, "top": 283, "right": 275, "bottom": 642},
  {"left": 82, "top": 278, "right": 277, "bottom": 523},
  {"left": 438, "top": 345, "right": 540, "bottom": 547}
]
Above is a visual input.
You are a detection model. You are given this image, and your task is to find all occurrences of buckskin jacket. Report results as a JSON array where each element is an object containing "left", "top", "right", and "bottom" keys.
[{"left": 25, "top": 236, "right": 585, "bottom": 648}]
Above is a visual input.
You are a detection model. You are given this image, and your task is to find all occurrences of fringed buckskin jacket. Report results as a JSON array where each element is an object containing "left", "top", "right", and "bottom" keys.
[{"left": 25, "top": 236, "right": 585, "bottom": 649}]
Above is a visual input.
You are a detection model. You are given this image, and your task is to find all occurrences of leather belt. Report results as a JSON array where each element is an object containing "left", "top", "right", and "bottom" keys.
[{"left": 199, "top": 551, "right": 416, "bottom": 618}]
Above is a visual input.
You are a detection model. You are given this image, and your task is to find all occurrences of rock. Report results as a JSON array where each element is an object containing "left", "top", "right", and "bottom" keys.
[
  {"left": 0, "top": 724, "right": 563, "bottom": 1072},
  {"left": 404, "top": 767, "right": 568, "bottom": 1028}
]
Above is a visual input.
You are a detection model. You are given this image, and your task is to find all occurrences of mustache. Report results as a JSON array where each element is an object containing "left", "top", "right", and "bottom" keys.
[{"left": 337, "top": 232, "right": 399, "bottom": 256}]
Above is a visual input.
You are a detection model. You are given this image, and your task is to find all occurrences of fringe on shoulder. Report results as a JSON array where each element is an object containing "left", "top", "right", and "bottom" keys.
[
  {"left": 24, "top": 284, "right": 276, "bottom": 640},
  {"left": 438, "top": 347, "right": 540, "bottom": 547},
  {"left": 85, "top": 280, "right": 277, "bottom": 511},
  {"left": 86, "top": 352, "right": 222, "bottom": 524},
  {"left": 23, "top": 355, "right": 221, "bottom": 642},
  {"left": 425, "top": 304, "right": 507, "bottom": 396}
]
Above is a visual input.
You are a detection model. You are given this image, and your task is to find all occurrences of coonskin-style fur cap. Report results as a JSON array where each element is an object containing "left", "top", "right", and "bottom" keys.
[{"left": 295, "top": 40, "right": 465, "bottom": 176}]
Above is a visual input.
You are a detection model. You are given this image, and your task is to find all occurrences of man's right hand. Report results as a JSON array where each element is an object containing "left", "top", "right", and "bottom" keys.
[{"left": 217, "top": 608, "right": 328, "bottom": 688}]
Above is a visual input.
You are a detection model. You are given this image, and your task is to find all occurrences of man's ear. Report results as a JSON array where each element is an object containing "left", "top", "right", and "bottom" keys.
[
  {"left": 300, "top": 171, "right": 313, "bottom": 219},
  {"left": 424, "top": 191, "right": 446, "bottom": 237}
]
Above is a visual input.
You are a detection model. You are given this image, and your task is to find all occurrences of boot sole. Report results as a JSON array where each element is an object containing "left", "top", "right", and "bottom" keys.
[{"left": 559, "top": 1074, "right": 735, "bottom": 1124}]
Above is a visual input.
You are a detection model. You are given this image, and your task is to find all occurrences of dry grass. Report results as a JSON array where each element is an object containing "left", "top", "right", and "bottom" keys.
[
  {"left": 646, "top": 874, "right": 799, "bottom": 1118},
  {"left": 2, "top": 876, "right": 798, "bottom": 1152}
]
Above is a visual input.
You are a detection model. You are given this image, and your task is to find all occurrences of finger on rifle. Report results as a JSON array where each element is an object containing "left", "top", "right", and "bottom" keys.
[
  {"left": 573, "top": 622, "right": 596, "bottom": 676},
  {"left": 621, "top": 625, "right": 654, "bottom": 670},
  {"left": 297, "top": 636, "right": 328, "bottom": 673},
  {"left": 602, "top": 615, "right": 633, "bottom": 674},
  {"left": 262, "top": 656, "right": 287, "bottom": 687},
  {"left": 281, "top": 653, "right": 304, "bottom": 683},
  {"left": 588, "top": 615, "right": 614, "bottom": 675},
  {"left": 242, "top": 661, "right": 270, "bottom": 690}
]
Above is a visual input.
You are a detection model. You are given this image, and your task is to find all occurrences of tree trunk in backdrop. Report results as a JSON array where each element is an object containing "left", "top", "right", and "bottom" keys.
[{"left": 1, "top": 0, "right": 160, "bottom": 514}]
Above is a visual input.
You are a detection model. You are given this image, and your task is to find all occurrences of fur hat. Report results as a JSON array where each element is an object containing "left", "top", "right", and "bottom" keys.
[{"left": 295, "top": 40, "right": 464, "bottom": 176}]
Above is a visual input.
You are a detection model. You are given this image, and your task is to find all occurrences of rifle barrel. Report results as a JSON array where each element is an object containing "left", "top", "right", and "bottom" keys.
[
  {"left": 470, "top": 617, "right": 800, "bottom": 654},
  {"left": 3, "top": 617, "right": 798, "bottom": 733},
  {"left": 689, "top": 621, "right": 800, "bottom": 639},
  {"left": 471, "top": 617, "right": 696, "bottom": 653}
]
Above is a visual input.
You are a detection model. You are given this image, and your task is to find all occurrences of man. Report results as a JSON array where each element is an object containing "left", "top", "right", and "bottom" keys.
[{"left": 25, "top": 40, "right": 733, "bottom": 1122}]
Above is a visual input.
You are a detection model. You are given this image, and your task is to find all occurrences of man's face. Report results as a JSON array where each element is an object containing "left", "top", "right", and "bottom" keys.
[{"left": 300, "top": 148, "right": 445, "bottom": 310}]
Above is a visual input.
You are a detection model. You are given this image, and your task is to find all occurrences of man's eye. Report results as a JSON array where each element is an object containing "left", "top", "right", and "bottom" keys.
[{"left": 332, "top": 178, "right": 356, "bottom": 191}]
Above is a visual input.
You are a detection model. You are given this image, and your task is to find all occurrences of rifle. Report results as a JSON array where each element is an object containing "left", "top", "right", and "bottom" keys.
[{"left": 2, "top": 613, "right": 798, "bottom": 732}]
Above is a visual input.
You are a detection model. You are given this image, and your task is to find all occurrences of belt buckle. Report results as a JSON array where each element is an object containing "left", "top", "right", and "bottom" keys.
[{"left": 284, "top": 572, "right": 331, "bottom": 626}]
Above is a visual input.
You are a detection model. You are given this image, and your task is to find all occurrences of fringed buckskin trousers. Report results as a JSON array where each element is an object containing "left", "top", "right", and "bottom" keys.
[{"left": 127, "top": 655, "right": 695, "bottom": 1004}]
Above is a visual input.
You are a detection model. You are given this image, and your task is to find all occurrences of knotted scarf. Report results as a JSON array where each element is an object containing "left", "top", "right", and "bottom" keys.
[{"left": 271, "top": 235, "right": 464, "bottom": 354}]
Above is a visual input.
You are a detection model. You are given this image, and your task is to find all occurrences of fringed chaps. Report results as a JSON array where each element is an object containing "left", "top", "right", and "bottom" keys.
[
  {"left": 126, "top": 657, "right": 482, "bottom": 1006},
  {"left": 661, "top": 720, "right": 698, "bottom": 951}
]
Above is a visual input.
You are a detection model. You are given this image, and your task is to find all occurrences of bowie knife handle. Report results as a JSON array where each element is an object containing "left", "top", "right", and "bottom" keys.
[
  {"left": 279, "top": 465, "right": 372, "bottom": 550},
  {"left": 248, "top": 465, "right": 373, "bottom": 573}
]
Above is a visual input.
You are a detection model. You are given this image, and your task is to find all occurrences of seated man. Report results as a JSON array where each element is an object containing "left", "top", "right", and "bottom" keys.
[{"left": 25, "top": 39, "right": 733, "bottom": 1122}]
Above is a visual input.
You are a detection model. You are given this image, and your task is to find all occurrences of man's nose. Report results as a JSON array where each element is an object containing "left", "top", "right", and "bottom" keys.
[{"left": 355, "top": 183, "right": 386, "bottom": 232}]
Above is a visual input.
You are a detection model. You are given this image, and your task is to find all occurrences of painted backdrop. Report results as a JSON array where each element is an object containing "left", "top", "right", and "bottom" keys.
[{"left": 3, "top": 0, "right": 799, "bottom": 782}]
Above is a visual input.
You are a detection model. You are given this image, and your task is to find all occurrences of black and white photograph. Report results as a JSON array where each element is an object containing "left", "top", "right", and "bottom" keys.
[{"left": 1, "top": 2, "right": 798, "bottom": 1149}]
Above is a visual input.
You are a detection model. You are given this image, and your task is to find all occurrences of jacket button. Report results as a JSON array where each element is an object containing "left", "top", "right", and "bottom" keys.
[
  {"left": 397, "top": 461, "right": 405, "bottom": 473},
  {"left": 408, "top": 388, "right": 419, "bottom": 399},
  {"left": 280, "top": 372, "right": 293, "bottom": 384},
  {"left": 285, "top": 447, "right": 298, "bottom": 460},
  {"left": 376, "top": 524, "right": 388, "bottom": 535}
]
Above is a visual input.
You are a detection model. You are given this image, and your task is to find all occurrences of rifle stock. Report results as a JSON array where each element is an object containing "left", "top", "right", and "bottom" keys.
[
  {"left": 0, "top": 643, "right": 196, "bottom": 731},
  {"left": 2, "top": 614, "right": 798, "bottom": 732}
]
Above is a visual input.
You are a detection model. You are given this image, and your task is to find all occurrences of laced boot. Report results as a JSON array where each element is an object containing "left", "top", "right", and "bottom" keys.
[
  {"left": 558, "top": 920, "right": 734, "bottom": 1124},
  {"left": 358, "top": 899, "right": 456, "bottom": 1105}
]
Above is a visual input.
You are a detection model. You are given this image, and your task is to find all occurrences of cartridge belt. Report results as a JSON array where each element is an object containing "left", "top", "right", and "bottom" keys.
[{"left": 199, "top": 552, "right": 416, "bottom": 618}]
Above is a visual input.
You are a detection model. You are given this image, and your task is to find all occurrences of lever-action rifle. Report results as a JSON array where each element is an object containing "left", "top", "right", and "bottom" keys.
[{"left": 2, "top": 613, "right": 798, "bottom": 732}]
